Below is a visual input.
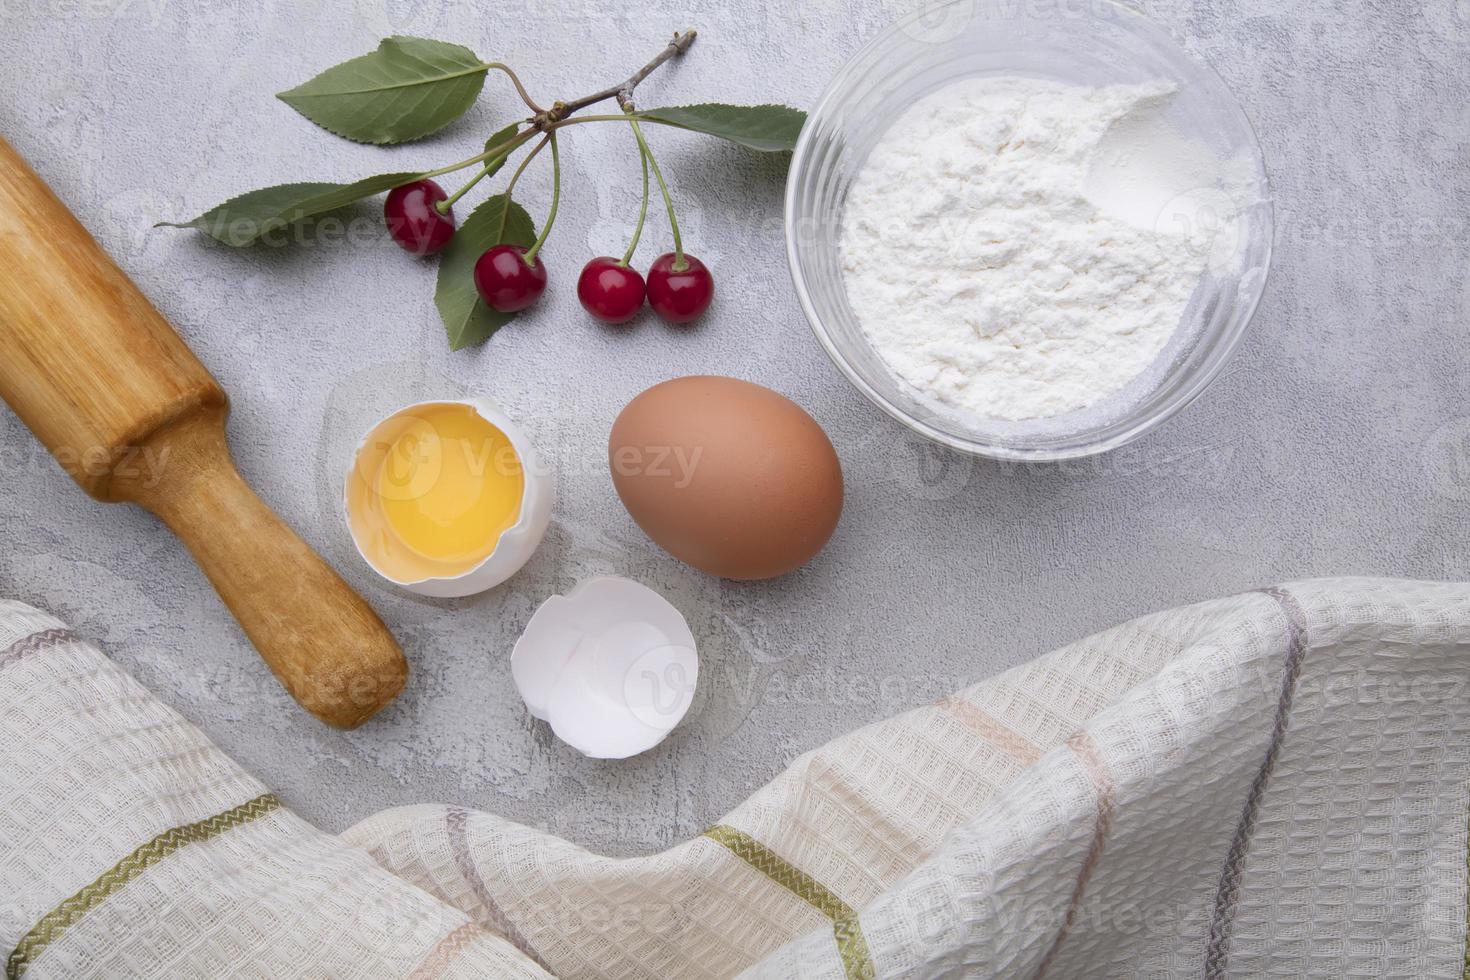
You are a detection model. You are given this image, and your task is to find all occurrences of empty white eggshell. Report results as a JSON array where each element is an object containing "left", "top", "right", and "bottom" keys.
[{"left": 511, "top": 577, "right": 698, "bottom": 759}]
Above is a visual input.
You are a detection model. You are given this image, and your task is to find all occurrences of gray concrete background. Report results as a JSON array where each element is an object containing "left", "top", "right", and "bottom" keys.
[{"left": 0, "top": 0, "right": 1465, "bottom": 852}]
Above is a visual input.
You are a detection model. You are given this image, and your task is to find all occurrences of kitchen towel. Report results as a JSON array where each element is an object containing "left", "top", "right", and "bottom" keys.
[{"left": 3, "top": 578, "right": 1468, "bottom": 978}]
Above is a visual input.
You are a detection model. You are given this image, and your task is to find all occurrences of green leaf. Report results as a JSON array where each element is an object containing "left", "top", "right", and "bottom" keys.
[
  {"left": 634, "top": 103, "right": 806, "bottom": 152},
  {"left": 482, "top": 123, "right": 523, "bottom": 179},
  {"left": 277, "top": 36, "right": 488, "bottom": 145},
  {"left": 157, "top": 172, "right": 419, "bottom": 246},
  {"left": 436, "top": 194, "right": 537, "bottom": 351}
]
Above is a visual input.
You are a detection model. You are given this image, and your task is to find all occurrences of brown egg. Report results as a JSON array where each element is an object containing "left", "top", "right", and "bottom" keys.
[{"left": 608, "top": 376, "right": 844, "bottom": 580}]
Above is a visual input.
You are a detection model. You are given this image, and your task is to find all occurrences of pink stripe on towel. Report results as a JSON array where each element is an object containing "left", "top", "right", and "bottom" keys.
[
  {"left": 1033, "top": 730, "right": 1116, "bottom": 980},
  {"left": 408, "top": 921, "right": 483, "bottom": 980},
  {"left": 936, "top": 695, "right": 1045, "bottom": 766}
]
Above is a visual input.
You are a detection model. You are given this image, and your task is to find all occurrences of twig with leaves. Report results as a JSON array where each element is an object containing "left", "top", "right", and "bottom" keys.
[{"left": 161, "top": 32, "right": 805, "bottom": 350}]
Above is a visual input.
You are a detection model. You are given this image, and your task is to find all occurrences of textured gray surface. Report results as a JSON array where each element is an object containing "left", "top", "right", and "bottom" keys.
[{"left": 0, "top": 0, "right": 1465, "bottom": 851}]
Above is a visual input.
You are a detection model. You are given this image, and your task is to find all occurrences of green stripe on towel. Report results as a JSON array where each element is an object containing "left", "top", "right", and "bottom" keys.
[
  {"left": 7, "top": 793, "right": 281, "bottom": 979},
  {"left": 704, "top": 824, "right": 875, "bottom": 980}
]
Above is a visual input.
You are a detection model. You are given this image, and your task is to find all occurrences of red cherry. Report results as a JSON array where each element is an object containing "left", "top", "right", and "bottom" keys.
[
  {"left": 474, "top": 245, "right": 547, "bottom": 313},
  {"left": 577, "top": 257, "right": 646, "bottom": 324},
  {"left": 384, "top": 179, "right": 455, "bottom": 256},
  {"left": 646, "top": 252, "right": 713, "bottom": 323}
]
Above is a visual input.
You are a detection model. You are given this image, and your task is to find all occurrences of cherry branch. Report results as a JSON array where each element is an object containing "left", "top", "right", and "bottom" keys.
[{"left": 533, "top": 30, "right": 696, "bottom": 129}]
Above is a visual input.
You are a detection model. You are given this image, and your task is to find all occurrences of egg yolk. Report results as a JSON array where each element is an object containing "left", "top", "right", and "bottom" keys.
[{"left": 349, "top": 403, "right": 524, "bottom": 580}]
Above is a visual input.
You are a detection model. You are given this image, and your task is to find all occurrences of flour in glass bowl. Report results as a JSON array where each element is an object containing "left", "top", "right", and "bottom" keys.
[{"left": 840, "top": 76, "right": 1219, "bottom": 422}]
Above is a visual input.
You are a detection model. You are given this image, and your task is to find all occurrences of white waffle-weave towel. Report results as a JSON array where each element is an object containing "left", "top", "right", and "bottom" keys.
[{"left": 4, "top": 578, "right": 1469, "bottom": 978}]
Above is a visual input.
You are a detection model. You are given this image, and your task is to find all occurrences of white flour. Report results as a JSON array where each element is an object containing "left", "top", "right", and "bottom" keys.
[{"left": 841, "top": 76, "right": 1218, "bottom": 421}]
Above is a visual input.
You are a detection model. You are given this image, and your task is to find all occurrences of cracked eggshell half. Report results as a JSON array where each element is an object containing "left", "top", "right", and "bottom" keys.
[
  {"left": 344, "top": 398, "right": 553, "bottom": 598},
  {"left": 512, "top": 577, "right": 698, "bottom": 759}
]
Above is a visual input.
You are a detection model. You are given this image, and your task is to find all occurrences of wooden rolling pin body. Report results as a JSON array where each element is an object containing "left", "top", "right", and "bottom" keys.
[{"left": 0, "top": 138, "right": 406, "bottom": 728}]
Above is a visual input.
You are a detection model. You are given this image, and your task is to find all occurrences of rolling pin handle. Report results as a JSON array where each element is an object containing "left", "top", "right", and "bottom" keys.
[{"left": 109, "top": 406, "right": 408, "bottom": 729}]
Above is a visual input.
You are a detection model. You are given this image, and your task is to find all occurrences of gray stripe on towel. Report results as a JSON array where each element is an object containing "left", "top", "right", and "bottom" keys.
[
  {"left": 1203, "top": 587, "right": 1309, "bottom": 978},
  {"left": 445, "top": 807, "right": 548, "bottom": 970},
  {"left": 0, "top": 628, "right": 78, "bottom": 672}
]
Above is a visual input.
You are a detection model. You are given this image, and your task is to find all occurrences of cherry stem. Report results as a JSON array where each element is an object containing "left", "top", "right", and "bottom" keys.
[
  {"left": 521, "top": 134, "right": 560, "bottom": 266},
  {"left": 545, "top": 114, "right": 684, "bottom": 132},
  {"left": 626, "top": 116, "right": 684, "bottom": 270},
  {"left": 435, "top": 129, "right": 535, "bottom": 214},
  {"left": 418, "top": 130, "right": 531, "bottom": 183},
  {"left": 533, "top": 30, "right": 695, "bottom": 129},
  {"left": 484, "top": 62, "right": 543, "bottom": 113},
  {"left": 620, "top": 133, "right": 650, "bottom": 268},
  {"left": 503, "top": 135, "right": 548, "bottom": 201},
  {"left": 408, "top": 115, "right": 686, "bottom": 193},
  {"left": 436, "top": 168, "right": 486, "bottom": 214}
]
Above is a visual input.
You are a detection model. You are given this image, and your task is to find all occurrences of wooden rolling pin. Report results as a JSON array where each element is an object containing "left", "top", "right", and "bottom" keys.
[{"left": 0, "top": 138, "right": 407, "bottom": 728}]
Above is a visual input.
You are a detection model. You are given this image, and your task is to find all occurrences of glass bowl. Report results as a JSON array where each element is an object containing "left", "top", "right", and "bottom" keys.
[{"left": 785, "top": 0, "right": 1273, "bottom": 461}]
